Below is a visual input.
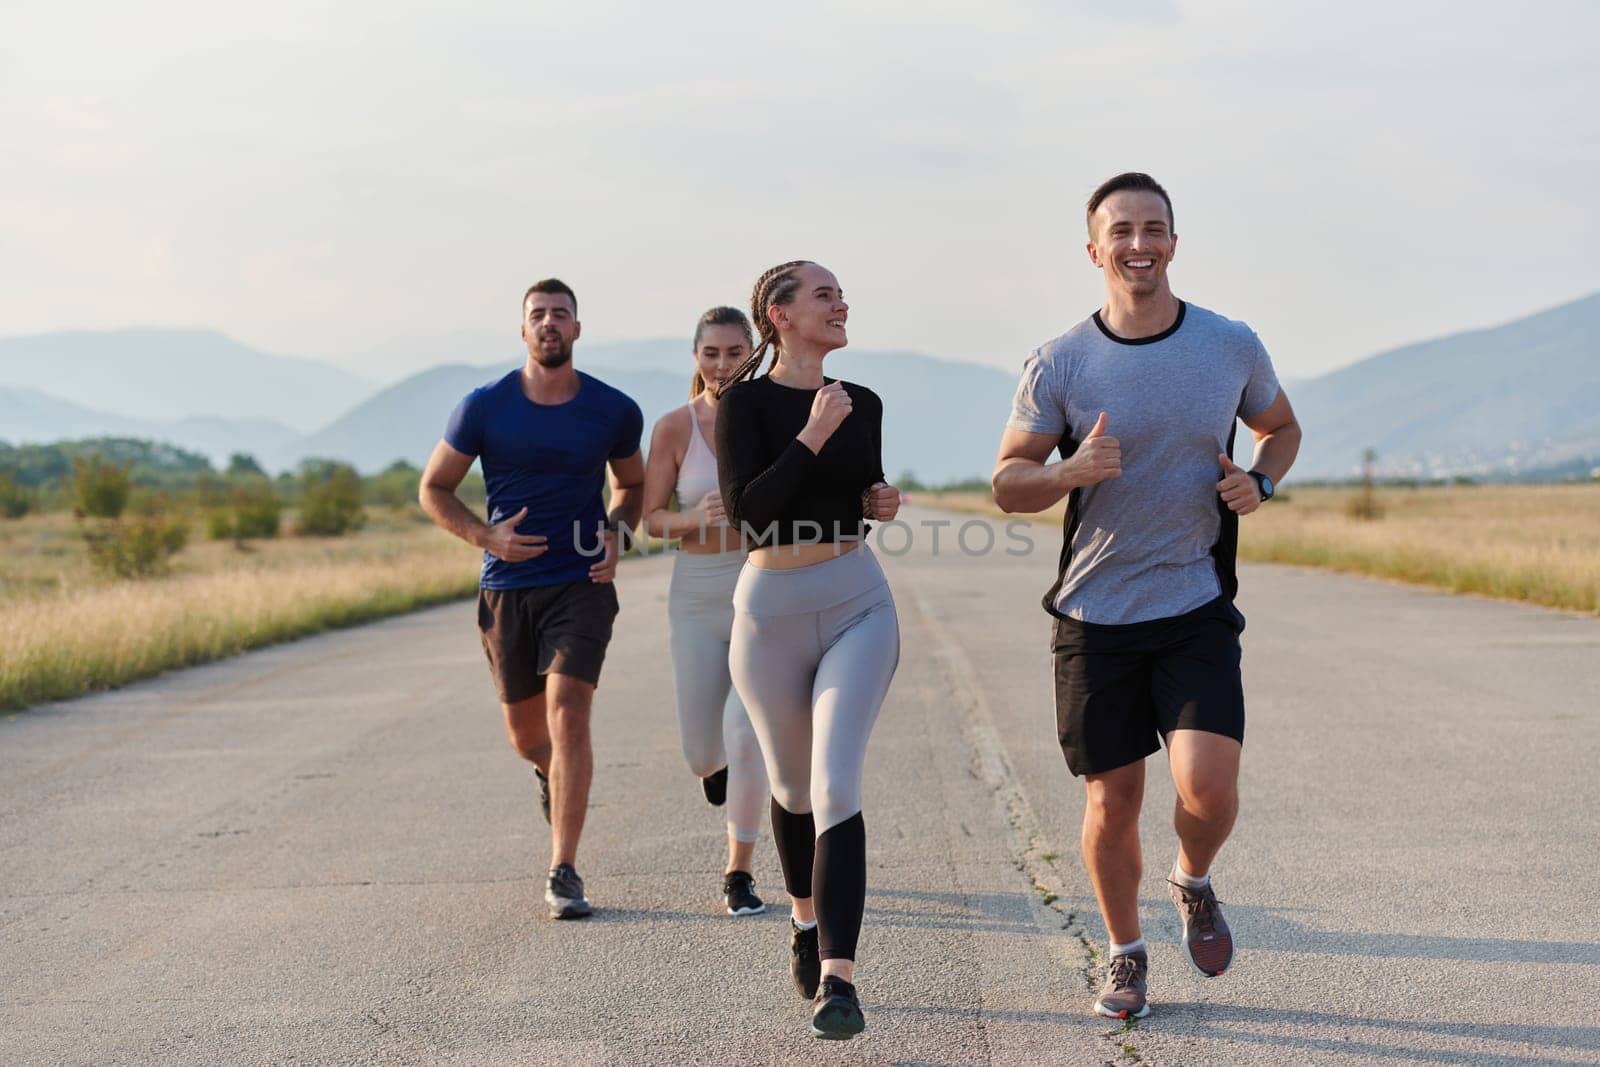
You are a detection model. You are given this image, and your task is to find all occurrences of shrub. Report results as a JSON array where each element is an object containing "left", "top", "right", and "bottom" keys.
[
  {"left": 1344, "top": 490, "right": 1384, "bottom": 521},
  {"left": 82, "top": 514, "right": 190, "bottom": 578},
  {"left": 0, "top": 472, "right": 32, "bottom": 519},
  {"left": 73, "top": 455, "right": 131, "bottom": 518},
  {"left": 368, "top": 459, "right": 422, "bottom": 511},
  {"left": 233, "top": 487, "right": 282, "bottom": 539},
  {"left": 299, "top": 461, "right": 366, "bottom": 536},
  {"left": 206, "top": 508, "right": 235, "bottom": 541}
]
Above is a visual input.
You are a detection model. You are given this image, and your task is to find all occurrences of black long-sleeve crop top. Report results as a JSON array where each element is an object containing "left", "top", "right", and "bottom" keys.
[{"left": 714, "top": 375, "right": 885, "bottom": 547}]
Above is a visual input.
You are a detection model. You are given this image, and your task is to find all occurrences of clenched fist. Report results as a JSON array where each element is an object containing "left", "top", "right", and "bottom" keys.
[
  {"left": 1065, "top": 411, "right": 1121, "bottom": 487},
  {"left": 1216, "top": 454, "right": 1263, "bottom": 515},
  {"left": 797, "top": 381, "right": 853, "bottom": 453}
]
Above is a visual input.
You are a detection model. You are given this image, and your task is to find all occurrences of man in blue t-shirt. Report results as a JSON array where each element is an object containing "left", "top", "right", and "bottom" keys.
[
  {"left": 993, "top": 174, "right": 1302, "bottom": 1021},
  {"left": 420, "top": 277, "right": 644, "bottom": 921}
]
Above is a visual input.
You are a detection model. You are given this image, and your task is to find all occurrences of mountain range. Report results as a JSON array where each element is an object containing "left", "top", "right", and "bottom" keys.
[{"left": 2, "top": 293, "right": 1598, "bottom": 483}]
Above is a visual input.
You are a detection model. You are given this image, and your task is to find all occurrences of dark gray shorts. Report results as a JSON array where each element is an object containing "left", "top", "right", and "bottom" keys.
[
  {"left": 1051, "top": 597, "right": 1245, "bottom": 777},
  {"left": 477, "top": 582, "right": 619, "bottom": 703}
]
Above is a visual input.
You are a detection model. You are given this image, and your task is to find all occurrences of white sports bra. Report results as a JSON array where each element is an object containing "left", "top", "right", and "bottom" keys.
[{"left": 675, "top": 403, "right": 719, "bottom": 507}]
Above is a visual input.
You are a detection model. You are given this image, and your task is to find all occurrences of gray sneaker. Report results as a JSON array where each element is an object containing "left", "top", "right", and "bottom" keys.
[
  {"left": 1169, "top": 877, "right": 1233, "bottom": 976},
  {"left": 545, "top": 863, "right": 592, "bottom": 920},
  {"left": 1093, "top": 950, "right": 1150, "bottom": 1019}
]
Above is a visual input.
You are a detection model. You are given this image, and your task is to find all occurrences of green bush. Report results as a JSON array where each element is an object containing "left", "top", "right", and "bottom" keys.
[
  {"left": 206, "top": 508, "right": 235, "bottom": 541},
  {"left": 73, "top": 455, "right": 131, "bottom": 518},
  {"left": 82, "top": 514, "right": 190, "bottom": 578},
  {"left": 298, "top": 461, "right": 366, "bottom": 536},
  {"left": 368, "top": 459, "right": 421, "bottom": 510},
  {"left": 233, "top": 487, "right": 282, "bottom": 539},
  {"left": 0, "top": 471, "right": 33, "bottom": 518}
]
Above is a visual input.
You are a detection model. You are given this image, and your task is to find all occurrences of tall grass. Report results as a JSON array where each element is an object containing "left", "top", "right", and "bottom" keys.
[
  {"left": 922, "top": 484, "right": 1600, "bottom": 616},
  {"left": 0, "top": 520, "right": 480, "bottom": 712}
]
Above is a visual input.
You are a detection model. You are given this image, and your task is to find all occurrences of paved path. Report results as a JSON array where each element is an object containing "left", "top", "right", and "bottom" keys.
[{"left": 3, "top": 507, "right": 1598, "bottom": 1065}]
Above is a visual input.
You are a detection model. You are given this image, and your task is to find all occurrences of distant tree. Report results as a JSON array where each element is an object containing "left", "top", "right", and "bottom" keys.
[
  {"left": 298, "top": 459, "right": 366, "bottom": 536},
  {"left": 227, "top": 452, "right": 267, "bottom": 477},
  {"left": 896, "top": 470, "right": 926, "bottom": 493},
  {"left": 0, "top": 471, "right": 33, "bottom": 519},
  {"left": 73, "top": 455, "right": 131, "bottom": 518},
  {"left": 368, "top": 459, "right": 422, "bottom": 510}
]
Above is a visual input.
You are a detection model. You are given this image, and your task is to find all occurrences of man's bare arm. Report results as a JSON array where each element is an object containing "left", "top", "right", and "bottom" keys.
[
  {"left": 992, "top": 415, "right": 1122, "bottom": 514},
  {"left": 606, "top": 449, "right": 647, "bottom": 532},
  {"left": 1240, "top": 388, "right": 1302, "bottom": 484},
  {"left": 418, "top": 440, "right": 545, "bottom": 562}
]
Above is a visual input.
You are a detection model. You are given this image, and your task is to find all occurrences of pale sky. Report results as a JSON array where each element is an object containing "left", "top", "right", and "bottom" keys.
[{"left": 4, "top": 0, "right": 1597, "bottom": 383}]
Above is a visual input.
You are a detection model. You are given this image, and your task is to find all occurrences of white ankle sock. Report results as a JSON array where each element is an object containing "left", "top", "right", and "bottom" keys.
[
  {"left": 1171, "top": 861, "right": 1210, "bottom": 889},
  {"left": 792, "top": 917, "right": 817, "bottom": 931},
  {"left": 1109, "top": 937, "right": 1146, "bottom": 957}
]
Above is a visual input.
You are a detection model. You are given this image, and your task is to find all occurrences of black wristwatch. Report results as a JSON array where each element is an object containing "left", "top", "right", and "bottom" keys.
[{"left": 1247, "top": 470, "right": 1275, "bottom": 501}]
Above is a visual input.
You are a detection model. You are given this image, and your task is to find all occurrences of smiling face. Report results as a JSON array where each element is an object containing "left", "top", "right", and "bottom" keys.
[
  {"left": 1086, "top": 190, "right": 1178, "bottom": 299},
  {"left": 521, "top": 290, "right": 581, "bottom": 368},
  {"left": 692, "top": 323, "right": 750, "bottom": 395},
  {"left": 771, "top": 262, "right": 849, "bottom": 353}
]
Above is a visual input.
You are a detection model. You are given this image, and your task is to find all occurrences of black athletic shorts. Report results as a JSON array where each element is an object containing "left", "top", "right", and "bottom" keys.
[
  {"left": 477, "top": 581, "right": 620, "bottom": 703},
  {"left": 1052, "top": 596, "right": 1245, "bottom": 777}
]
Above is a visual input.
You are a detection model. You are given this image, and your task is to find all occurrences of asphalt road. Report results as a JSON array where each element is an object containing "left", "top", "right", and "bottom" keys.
[{"left": 3, "top": 506, "right": 1598, "bottom": 1066}]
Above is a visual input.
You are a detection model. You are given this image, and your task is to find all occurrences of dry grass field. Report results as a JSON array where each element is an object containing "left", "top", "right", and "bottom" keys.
[
  {"left": 0, "top": 511, "right": 482, "bottom": 712},
  {"left": 921, "top": 483, "right": 1600, "bottom": 617}
]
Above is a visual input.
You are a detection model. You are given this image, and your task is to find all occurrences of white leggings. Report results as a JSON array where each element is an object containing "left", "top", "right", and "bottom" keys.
[
  {"left": 668, "top": 551, "right": 767, "bottom": 843},
  {"left": 729, "top": 545, "right": 900, "bottom": 834}
]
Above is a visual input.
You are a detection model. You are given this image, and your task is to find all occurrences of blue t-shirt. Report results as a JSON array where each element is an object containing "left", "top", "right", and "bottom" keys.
[{"left": 444, "top": 369, "right": 643, "bottom": 589}]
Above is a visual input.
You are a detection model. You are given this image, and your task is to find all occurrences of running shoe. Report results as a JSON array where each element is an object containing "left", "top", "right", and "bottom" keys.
[
  {"left": 1168, "top": 876, "right": 1234, "bottom": 976},
  {"left": 810, "top": 976, "right": 866, "bottom": 1040},
  {"left": 535, "top": 768, "right": 551, "bottom": 825},
  {"left": 789, "top": 922, "right": 820, "bottom": 999},
  {"left": 545, "top": 863, "right": 592, "bottom": 920},
  {"left": 701, "top": 766, "right": 729, "bottom": 806},
  {"left": 723, "top": 870, "right": 766, "bottom": 916},
  {"left": 1092, "top": 950, "right": 1150, "bottom": 1020}
]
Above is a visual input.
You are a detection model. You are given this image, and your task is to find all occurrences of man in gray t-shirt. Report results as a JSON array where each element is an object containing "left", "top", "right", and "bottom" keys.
[{"left": 993, "top": 173, "right": 1302, "bottom": 1022}]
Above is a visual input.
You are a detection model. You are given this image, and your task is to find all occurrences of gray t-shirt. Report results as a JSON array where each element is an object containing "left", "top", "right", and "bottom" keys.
[{"left": 1007, "top": 302, "right": 1280, "bottom": 625}]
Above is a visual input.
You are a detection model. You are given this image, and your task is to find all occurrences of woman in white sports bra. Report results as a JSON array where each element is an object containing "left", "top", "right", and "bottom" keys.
[{"left": 642, "top": 306, "right": 770, "bottom": 917}]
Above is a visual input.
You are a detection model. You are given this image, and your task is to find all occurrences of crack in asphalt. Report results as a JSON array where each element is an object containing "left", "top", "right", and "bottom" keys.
[{"left": 909, "top": 585, "right": 1152, "bottom": 1066}]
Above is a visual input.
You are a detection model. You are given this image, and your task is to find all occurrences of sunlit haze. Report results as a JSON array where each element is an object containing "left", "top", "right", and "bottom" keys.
[{"left": 4, "top": 0, "right": 1597, "bottom": 382}]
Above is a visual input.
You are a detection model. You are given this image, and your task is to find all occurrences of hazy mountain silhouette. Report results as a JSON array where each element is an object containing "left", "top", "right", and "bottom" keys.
[
  {"left": 0, "top": 329, "right": 371, "bottom": 432},
  {"left": 0, "top": 386, "right": 298, "bottom": 464},
  {"left": 7, "top": 292, "right": 1597, "bottom": 483},
  {"left": 281, "top": 345, "right": 1023, "bottom": 483},
  {"left": 1290, "top": 291, "right": 1600, "bottom": 479}
]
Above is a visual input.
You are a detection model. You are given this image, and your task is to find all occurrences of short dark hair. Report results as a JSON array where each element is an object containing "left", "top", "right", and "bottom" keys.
[
  {"left": 522, "top": 278, "right": 577, "bottom": 317},
  {"left": 1086, "top": 173, "right": 1173, "bottom": 235}
]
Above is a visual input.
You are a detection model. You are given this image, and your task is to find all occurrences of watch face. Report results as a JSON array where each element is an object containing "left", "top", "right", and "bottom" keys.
[{"left": 1259, "top": 474, "right": 1274, "bottom": 499}]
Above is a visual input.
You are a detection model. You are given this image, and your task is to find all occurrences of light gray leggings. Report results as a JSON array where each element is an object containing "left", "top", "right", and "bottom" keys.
[
  {"left": 729, "top": 545, "right": 900, "bottom": 836},
  {"left": 668, "top": 551, "right": 767, "bottom": 843}
]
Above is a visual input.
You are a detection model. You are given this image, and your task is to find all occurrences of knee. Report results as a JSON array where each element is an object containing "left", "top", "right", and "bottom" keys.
[
  {"left": 681, "top": 738, "right": 723, "bottom": 779},
  {"left": 505, "top": 726, "right": 547, "bottom": 764},
  {"left": 812, "top": 780, "right": 861, "bottom": 833},
  {"left": 1176, "top": 774, "right": 1237, "bottom": 820},
  {"left": 546, "top": 701, "right": 592, "bottom": 744},
  {"left": 771, "top": 780, "right": 811, "bottom": 816},
  {"left": 1084, "top": 782, "right": 1143, "bottom": 832}
]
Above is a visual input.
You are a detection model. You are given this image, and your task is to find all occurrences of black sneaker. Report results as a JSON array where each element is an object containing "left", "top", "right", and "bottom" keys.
[
  {"left": 701, "top": 766, "right": 728, "bottom": 806},
  {"left": 723, "top": 870, "right": 766, "bottom": 916},
  {"left": 789, "top": 922, "right": 820, "bottom": 999},
  {"left": 534, "top": 768, "right": 552, "bottom": 825},
  {"left": 545, "top": 863, "right": 592, "bottom": 920},
  {"left": 810, "top": 976, "right": 866, "bottom": 1040}
]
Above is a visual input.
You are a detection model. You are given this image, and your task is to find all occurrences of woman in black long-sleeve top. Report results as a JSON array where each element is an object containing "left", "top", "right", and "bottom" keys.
[{"left": 714, "top": 260, "right": 902, "bottom": 1042}]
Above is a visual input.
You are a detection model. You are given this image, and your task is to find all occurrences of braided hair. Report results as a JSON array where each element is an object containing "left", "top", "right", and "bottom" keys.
[
  {"left": 712, "top": 260, "right": 810, "bottom": 397},
  {"left": 689, "top": 306, "right": 755, "bottom": 399}
]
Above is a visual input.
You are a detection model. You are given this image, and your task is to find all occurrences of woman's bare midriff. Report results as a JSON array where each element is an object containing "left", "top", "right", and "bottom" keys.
[
  {"left": 678, "top": 527, "right": 747, "bottom": 555},
  {"left": 748, "top": 539, "right": 862, "bottom": 570}
]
